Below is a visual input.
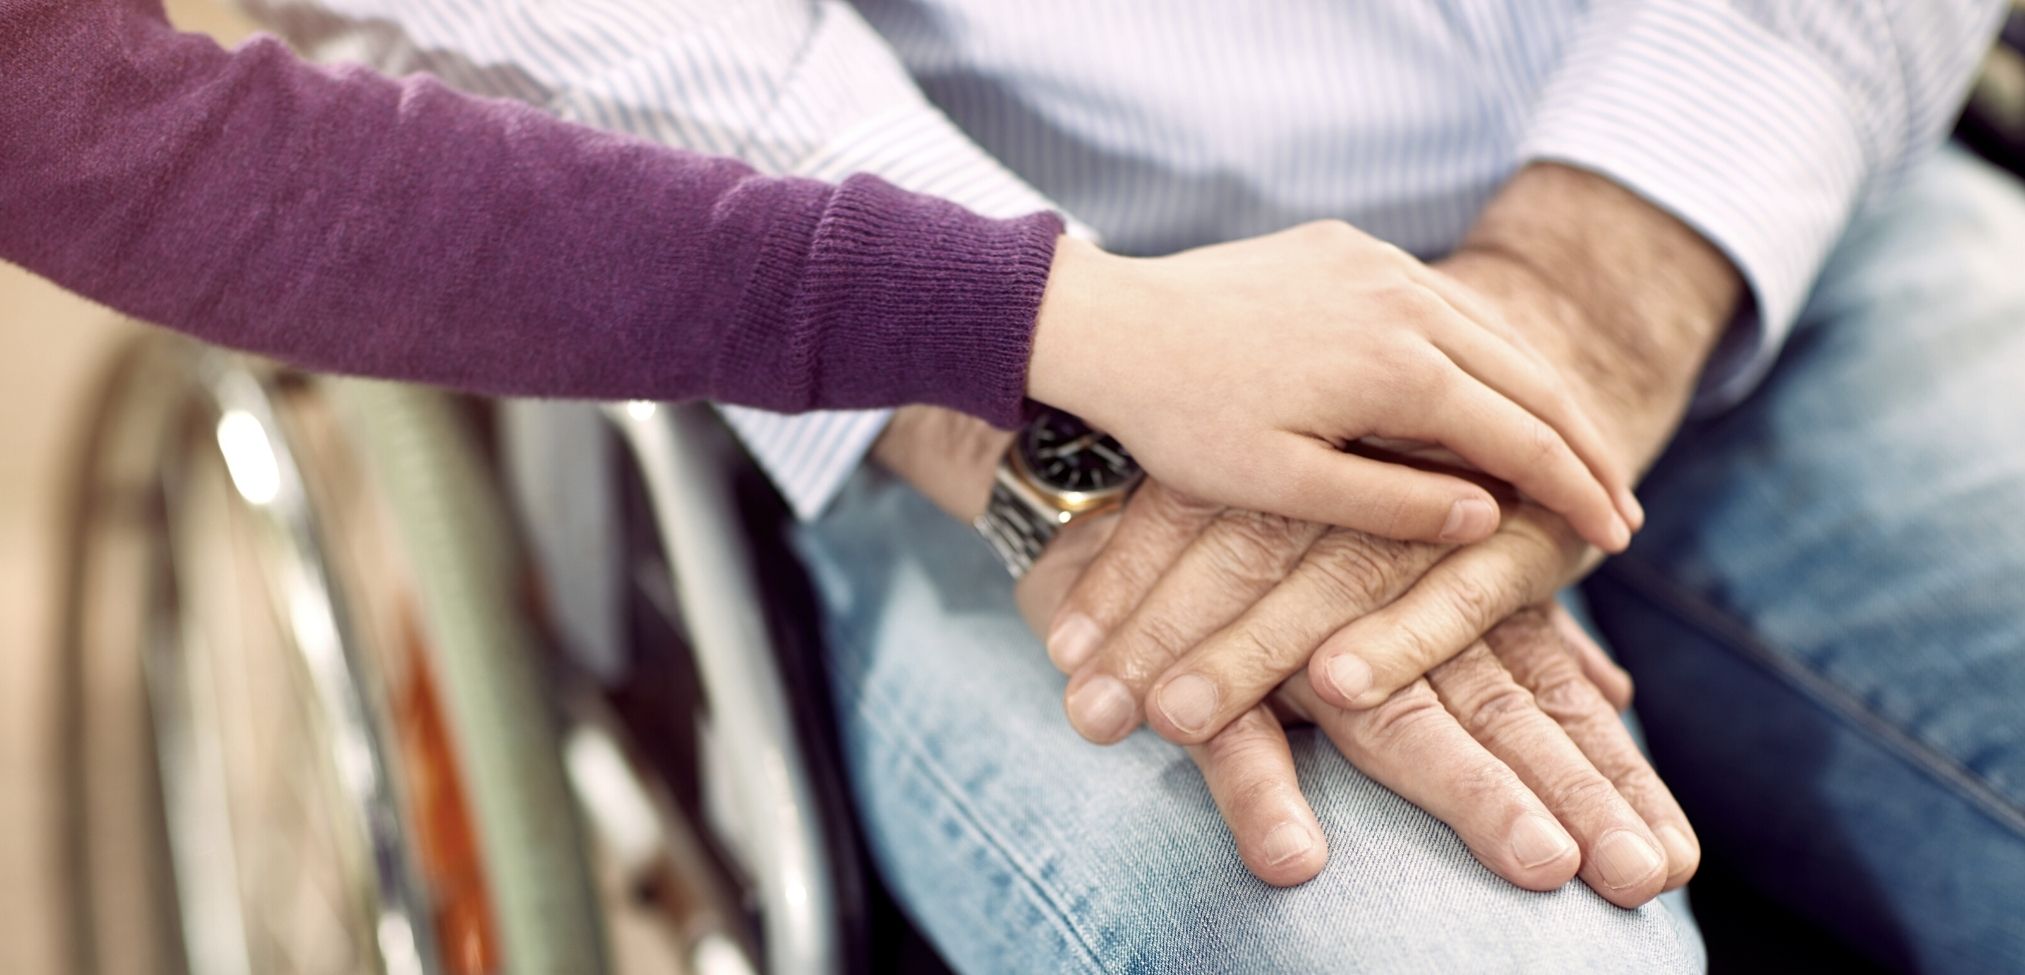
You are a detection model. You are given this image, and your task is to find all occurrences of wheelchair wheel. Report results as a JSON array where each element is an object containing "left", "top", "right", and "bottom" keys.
[{"left": 56, "top": 336, "right": 603, "bottom": 974}]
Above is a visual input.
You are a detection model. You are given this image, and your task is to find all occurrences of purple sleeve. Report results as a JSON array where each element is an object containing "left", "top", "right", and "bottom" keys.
[{"left": 0, "top": 0, "right": 1061, "bottom": 427}]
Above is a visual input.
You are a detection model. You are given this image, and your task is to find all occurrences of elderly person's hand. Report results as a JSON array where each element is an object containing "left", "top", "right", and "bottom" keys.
[
  {"left": 1024, "top": 481, "right": 1694, "bottom": 906},
  {"left": 876, "top": 405, "right": 1687, "bottom": 900},
  {"left": 1047, "top": 479, "right": 1603, "bottom": 739}
]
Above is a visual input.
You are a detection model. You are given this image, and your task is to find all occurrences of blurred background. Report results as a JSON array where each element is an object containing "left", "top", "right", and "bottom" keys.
[
  {"left": 4, "top": 3, "right": 2024, "bottom": 975},
  {"left": 2, "top": 8, "right": 255, "bottom": 975}
]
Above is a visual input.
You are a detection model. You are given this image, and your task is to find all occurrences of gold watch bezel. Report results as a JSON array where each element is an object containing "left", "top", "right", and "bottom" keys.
[{"left": 1004, "top": 439, "right": 1140, "bottom": 522}]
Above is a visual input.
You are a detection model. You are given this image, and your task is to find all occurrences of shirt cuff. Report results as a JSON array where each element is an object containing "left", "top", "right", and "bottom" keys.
[
  {"left": 1518, "top": 0, "right": 1869, "bottom": 410},
  {"left": 717, "top": 405, "right": 894, "bottom": 520}
]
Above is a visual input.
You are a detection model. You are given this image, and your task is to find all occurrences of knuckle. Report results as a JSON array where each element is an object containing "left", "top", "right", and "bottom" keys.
[
  {"left": 1298, "top": 219, "right": 1361, "bottom": 254},
  {"left": 1227, "top": 767, "right": 1293, "bottom": 816},
  {"left": 1220, "top": 622, "right": 1302, "bottom": 680},
  {"left": 1550, "top": 384, "right": 1586, "bottom": 428},
  {"left": 1437, "top": 570, "right": 1508, "bottom": 629},
  {"left": 1454, "top": 757, "right": 1522, "bottom": 807},
  {"left": 1480, "top": 604, "right": 1562, "bottom": 667},
  {"left": 1370, "top": 238, "right": 1410, "bottom": 262},
  {"left": 1521, "top": 416, "right": 1561, "bottom": 466},
  {"left": 1188, "top": 632, "right": 1295, "bottom": 711},
  {"left": 1494, "top": 605, "right": 1558, "bottom": 645},
  {"left": 1377, "top": 279, "right": 1444, "bottom": 321},
  {"left": 1361, "top": 684, "right": 1450, "bottom": 746},
  {"left": 1363, "top": 491, "right": 1422, "bottom": 542},
  {"left": 1372, "top": 619, "right": 1438, "bottom": 673},
  {"left": 1201, "top": 511, "right": 1304, "bottom": 585},
  {"left": 1301, "top": 537, "right": 1399, "bottom": 607},
  {"left": 1380, "top": 328, "right": 1447, "bottom": 375},
  {"left": 1089, "top": 559, "right": 1163, "bottom": 613},
  {"left": 1608, "top": 763, "right": 1672, "bottom": 811},
  {"left": 1457, "top": 683, "right": 1540, "bottom": 743},
  {"left": 1541, "top": 769, "right": 1625, "bottom": 815},
  {"left": 1200, "top": 712, "right": 1281, "bottom": 767},
  {"left": 1526, "top": 666, "right": 1601, "bottom": 721},
  {"left": 1065, "top": 553, "right": 1156, "bottom": 618},
  {"left": 1115, "top": 615, "right": 1194, "bottom": 679},
  {"left": 1356, "top": 347, "right": 1441, "bottom": 415}
]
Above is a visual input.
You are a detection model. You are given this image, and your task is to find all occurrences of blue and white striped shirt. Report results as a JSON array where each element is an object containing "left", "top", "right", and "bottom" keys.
[{"left": 239, "top": 0, "right": 2001, "bottom": 518}]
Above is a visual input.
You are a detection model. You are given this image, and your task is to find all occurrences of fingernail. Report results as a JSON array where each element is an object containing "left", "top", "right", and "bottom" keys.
[
  {"left": 1440, "top": 498, "right": 1496, "bottom": 542},
  {"left": 1067, "top": 676, "right": 1137, "bottom": 742},
  {"left": 1263, "top": 822, "right": 1314, "bottom": 866},
  {"left": 1611, "top": 514, "right": 1633, "bottom": 552},
  {"left": 1510, "top": 816, "right": 1576, "bottom": 869},
  {"left": 1325, "top": 654, "right": 1372, "bottom": 704},
  {"left": 1155, "top": 674, "right": 1219, "bottom": 735},
  {"left": 1617, "top": 487, "right": 1646, "bottom": 532},
  {"left": 1593, "top": 830, "right": 1665, "bottom": 890},
  {"left": 1049, "top": 613, "right": 1103, "bottom": 671},
  {"left": 1656, "top": 825, "right": 1696, "bottom": 874}
]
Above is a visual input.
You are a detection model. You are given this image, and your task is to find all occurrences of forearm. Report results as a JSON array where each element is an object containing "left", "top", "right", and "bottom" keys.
[
  {"left": 871, "top": 406, "right": 1012, "bottom": 523},
  {"left": 1447, "top": 162, "right": 1744, "bottom": 470},
  {"left": 2, "top": 0, "right": 1060, "bottom": 422}
]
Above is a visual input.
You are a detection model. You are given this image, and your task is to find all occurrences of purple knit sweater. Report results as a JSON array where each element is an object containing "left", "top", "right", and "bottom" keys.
[{"left": 0, "top": 0, "right": 1063, "bottom": 427}]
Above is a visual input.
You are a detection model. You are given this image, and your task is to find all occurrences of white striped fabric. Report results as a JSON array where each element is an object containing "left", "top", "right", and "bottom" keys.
[{"left": 237, "top": 0, "right": 2004, "bottom": 517}]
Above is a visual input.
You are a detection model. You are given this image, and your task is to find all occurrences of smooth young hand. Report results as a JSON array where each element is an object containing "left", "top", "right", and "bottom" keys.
[{"left": 1024, "top": 222, "right": 1642, "bottom": 552}]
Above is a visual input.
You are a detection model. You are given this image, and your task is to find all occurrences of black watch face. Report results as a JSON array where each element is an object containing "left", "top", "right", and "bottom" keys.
[{"left": 1018, "top": 408, "right": 1140, "bottom": 495}]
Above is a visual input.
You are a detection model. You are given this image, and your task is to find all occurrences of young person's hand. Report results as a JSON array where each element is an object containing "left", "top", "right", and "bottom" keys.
[{"left": 1025, "top": 222, "right": 1641, "bottom": 553}]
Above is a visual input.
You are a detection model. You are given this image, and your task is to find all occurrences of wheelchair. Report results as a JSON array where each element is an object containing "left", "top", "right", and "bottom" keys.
[{"left": 56, "top": 334, "right": 902, "bottom": 975}]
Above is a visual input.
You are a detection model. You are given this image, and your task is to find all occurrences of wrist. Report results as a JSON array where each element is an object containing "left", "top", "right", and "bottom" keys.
[
  {"left": 1025, "top": 235, "right": 1140, "bottom": 425},
  {"left": 1451, "top": 163, "right": 1743, "bottom": 469},
  {"left": 1441, "top": 243, "right": 1685, "bottom": 470},
  {"left": 870, "top": 405, "right": 1013, "bottom": 523}
]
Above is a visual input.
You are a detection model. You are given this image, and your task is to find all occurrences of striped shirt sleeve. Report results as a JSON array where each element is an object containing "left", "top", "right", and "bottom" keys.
[
  {"left": 1519, "top": 0, "right": 2006, "bottom": 410},
  {"left": 240, "top": 0, "right": 1072, "bottom": 518}
]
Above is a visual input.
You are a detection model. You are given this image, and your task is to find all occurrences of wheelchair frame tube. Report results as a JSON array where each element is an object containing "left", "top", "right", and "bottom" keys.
[{"left": 604, "top": 401, "right": 843, "bottom": 975}]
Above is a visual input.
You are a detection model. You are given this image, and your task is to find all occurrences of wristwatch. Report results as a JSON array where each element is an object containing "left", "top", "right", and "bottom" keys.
[{"left": 975, "top": 407, "right": 1143, "bottom": 578}]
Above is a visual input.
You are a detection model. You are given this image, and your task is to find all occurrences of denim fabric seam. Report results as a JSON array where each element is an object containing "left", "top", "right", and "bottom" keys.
[
  {"left": 828, "top": 676, "right": 1117, "bottom": 974},
  {"left": 1599, "top": 557, "right": 2025, "bottom": 840}
]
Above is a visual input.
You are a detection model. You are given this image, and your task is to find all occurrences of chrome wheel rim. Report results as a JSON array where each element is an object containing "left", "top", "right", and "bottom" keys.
[{"left": 77, "top": 343, "right": 438, "bottom": 975}]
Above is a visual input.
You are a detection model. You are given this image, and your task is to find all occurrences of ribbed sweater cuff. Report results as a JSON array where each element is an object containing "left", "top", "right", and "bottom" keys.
[{"left": 718, "top": 173, "right": 1063, "bottom": 428}]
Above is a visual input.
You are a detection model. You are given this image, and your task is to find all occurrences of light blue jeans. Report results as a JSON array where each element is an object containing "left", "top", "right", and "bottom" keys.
[
  {"left": 1583, "top": 146, "right": 2025, "bottom": 973},
  {"left": 792, "top": 146, "right": 2025, "bottom": 973},
  {"left": 795, "top": 477, "right": 1703, "bottom": 973}
]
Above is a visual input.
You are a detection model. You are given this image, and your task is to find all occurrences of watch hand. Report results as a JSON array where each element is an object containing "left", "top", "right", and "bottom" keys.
[
  {"left": 1090, "top": 441, "right": 1131, "bottom": 468},
  {"left": 1037, "top": 431, "right": 1102, "bottom": 459}
]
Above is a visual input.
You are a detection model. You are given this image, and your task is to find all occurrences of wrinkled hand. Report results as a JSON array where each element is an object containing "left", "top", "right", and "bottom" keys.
[
  {"left": 1022, "top": 481, "right": 1696, "bottom": 905},
  {"left": 1049, "top": 476, "right": 1605, "bottom": 741},
  {"left": 1046, "top": 232, "right": 1730, "bottom": 729},
  {"left": 1026, "top": 224, "right": 1639, "bottom": 551}
]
